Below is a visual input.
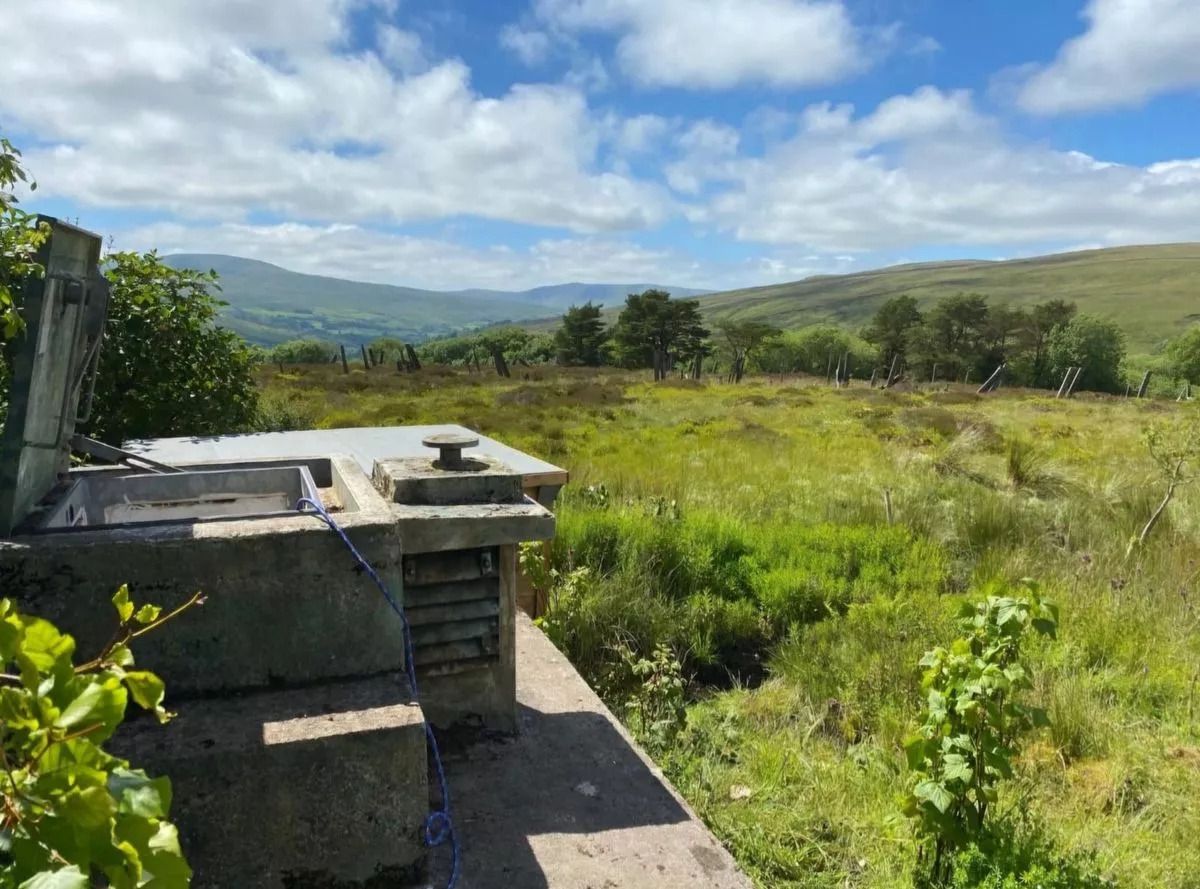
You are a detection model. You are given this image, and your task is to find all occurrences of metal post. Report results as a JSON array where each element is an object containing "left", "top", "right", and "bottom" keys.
[
  {"left": 977, "top": 363, "right": 1005, "bottom": 395},
  {"left": 884, "top": 353, "right": 900, "bottom": 388},
  {"left": 1137, "top": 370, "right": 1152, "bottom": 398},
  {"left": 1056, "top": 367, "right": 1073, "bottom": 398},
  {"left": 1064, "top": 366, "right": 1084, "bottom": 397}
]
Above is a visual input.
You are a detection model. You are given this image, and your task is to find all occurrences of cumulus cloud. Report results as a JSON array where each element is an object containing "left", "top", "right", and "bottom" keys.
[
  {"left": 0, "top": 0, "right": 666, "bottom": 232},
  {"left": 857, "top": 86, "right": 980, "bottom": 143},
  {"left": 116, "top": 220, "right": 773, "bottom": 290},
  {"left": 377, "top": 26, "right": 428, "bottom": 74},
  {"left": 536, "top": 0, "right": 868, "bottom": 88},
  {"left": 499, "top": 25, "right": 553, "bottom": 65},
  {"left": 1018, "top": 0, "right": 1200, "bottom": 113},
  {"left": 673, "top": 87, "right": 1200, "bottom": 251}
]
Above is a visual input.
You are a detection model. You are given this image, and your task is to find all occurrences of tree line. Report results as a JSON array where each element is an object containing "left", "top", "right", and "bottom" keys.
[{"left": 552, "top": 288, "right": 1200, "bottom": 396}]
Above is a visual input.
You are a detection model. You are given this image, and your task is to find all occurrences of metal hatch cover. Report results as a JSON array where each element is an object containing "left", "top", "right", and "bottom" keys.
[{"left": 0, "top": 217, "right": 108, "bottom": 535}]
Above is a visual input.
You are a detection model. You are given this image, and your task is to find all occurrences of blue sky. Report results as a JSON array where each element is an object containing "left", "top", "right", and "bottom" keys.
[{"left": 3, "top": 0, "right": 1200, "bottom": 291}]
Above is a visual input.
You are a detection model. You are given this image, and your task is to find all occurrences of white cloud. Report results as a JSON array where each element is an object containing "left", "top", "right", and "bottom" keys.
[
  {"left": 0, "top": 0, "right": 666, "bottom": 233},
  {"left": 499, "top": 25, "right": 552, "bottom": 65},
  {"left": 116, "top": 220, "right": 761, "bottom": 290},
  {"left": 564, "top": 55, "right": 612, "bottom": 92},
  {"left": 377, "top": 26, "right": 428, "bottom": 74},
  {"left": 1018, "top": 0, "right": 1200, "bottom": 113},
  {"left": 676, "top": 87, "right": 1200, "bottom": 251},
  {"left": 616, "top": 115, "right": 672, "bottom": 154},
  {"left": 536, "top": 0, "right": 867, "bottom": 88},
  {"left": 857, "top": 86, "right": 979, "bottom": 142}
]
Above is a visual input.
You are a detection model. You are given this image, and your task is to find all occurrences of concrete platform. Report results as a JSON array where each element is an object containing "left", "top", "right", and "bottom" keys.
[
  {"left": 113, "top": 674, "right": 428, "bottom": 888},
  {"left": 427, "top": 613, "right": 751, "bottom": 889}
]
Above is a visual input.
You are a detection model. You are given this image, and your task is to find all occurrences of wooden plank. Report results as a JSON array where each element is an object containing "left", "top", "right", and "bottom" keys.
[
  {"left": 410, "top": 617, "right": 499, "bottom": 647},
  {"left": 406, "top": 579, "right": 498, "bottom": 607},
  {"left": 403, "top": 547, "right": 498, "bottom": 586},
  {"left": 498, "top": 542, "right": 518, "bottom": 716},
  {"left": 411, "top": 636, "right": 499, "bottom": 666},
  {"left": 416, "top": 656, "right": 496, "bottom": 677},
  {"left": 407, "top": 598, "right": 499, "bottom": 627}
]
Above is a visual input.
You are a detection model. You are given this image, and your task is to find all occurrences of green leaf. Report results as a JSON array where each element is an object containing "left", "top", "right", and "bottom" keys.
[
  {"left": 109, "top": 644, "right": 135, "bottom": 668},
  {"left": 18, "top": 617, "right": 76, "bottom": 674},
  {"left": 941, "top": 753, "right": 973, "bottom": 784},
  {"left": 113, "top": 585, "right": 134, "bottom": 623},
  {"left": 122, "top": 671, "right": 166, "bottom": 718},
  {"left": 914, "top": 779, "right": 955, "bottom": 813},
  {"left": 110, "top": 768, "right": 172, "bottom": 819},
  {"left": 0, "top": 611, "right": 23, "bottom": 660},
  {"left": 56, "top": 677, "right": 127, "bottom": 738},
  {"left": 134, "top": 604, "right": 162, "bottom": 625},
  {"left": 904, "top": 736, "right": 930, "bottom": 770},
  {"left": 59, "top": 784, "right": 117, "bottom": 829},
  {"left": 994, "top": 598, "right": 1022, "bottom": 628},
  {"left": 18, "top": 866, "right": 89, "bottom": 889}
]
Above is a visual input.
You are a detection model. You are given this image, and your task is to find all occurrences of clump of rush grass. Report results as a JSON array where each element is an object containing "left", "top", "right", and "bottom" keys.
[{"left": 1005, "top": 436, "right": 1071, "bottom": 497}]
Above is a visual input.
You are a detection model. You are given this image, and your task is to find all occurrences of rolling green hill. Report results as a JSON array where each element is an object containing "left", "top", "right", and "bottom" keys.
[
  {"left": 162, "top": 253, "right": 707, "bottom": 346},
  {"left": 697, "top": 243, "right": 1200, "bottom": 352}
]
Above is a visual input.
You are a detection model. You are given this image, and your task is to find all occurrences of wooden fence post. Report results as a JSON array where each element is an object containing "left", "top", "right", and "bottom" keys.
[
  {"left": 1137, "top": 370, "right": 1152, "bottom": 398},
  {"left": 339, "top": 345, "right": 349, "bottom": 374}
]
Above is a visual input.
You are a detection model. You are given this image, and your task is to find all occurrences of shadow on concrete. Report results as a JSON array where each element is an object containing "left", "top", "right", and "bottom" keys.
[{"left": 429, "top": 705, "right": 693, "bottom": 888}]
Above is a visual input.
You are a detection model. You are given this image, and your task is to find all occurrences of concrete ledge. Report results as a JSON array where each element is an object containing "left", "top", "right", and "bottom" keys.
[
  {"left": 430, "top": 613, "right": 751, "bottom": 889},
  {"left": 392, "top": 500, "right": 554, "bottom": 553},
  {"left": 373, "top": 457, "right": 524, "bottom": 506},
  {"left": 112, "top": 674, "right": 428, "bottom": 889},
  {"left": 0, "top": 518, "right": 406, "bottom": 694}
]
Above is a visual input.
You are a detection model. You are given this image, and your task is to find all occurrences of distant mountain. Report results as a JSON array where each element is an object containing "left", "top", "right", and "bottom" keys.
[
  {"left": 162, "top": 253, "right": 709, "bottom": 345},
  {"left": 526, "top": 243, "right": 1200, "bottom": 352},
  {"left": 695, "top": 243, "right": 1200, "bottom": 351}
]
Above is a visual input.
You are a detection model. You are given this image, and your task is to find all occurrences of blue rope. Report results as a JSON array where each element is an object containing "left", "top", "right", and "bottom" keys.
[{"left": 295, "top": 497, "right": 461, "bottom": 888}]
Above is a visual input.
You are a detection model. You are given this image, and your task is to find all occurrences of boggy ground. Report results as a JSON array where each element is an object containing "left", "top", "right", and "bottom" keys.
[{"left": 261, "top": 364, "right": 1200, "bottom": 888}]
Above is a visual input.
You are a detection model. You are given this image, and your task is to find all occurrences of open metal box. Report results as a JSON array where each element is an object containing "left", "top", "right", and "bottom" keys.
[{"left": 35, "top": 464, "right": 321, "bottom": 530}]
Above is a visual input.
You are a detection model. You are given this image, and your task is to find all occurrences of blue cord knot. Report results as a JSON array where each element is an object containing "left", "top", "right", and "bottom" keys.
[
  {"left": 295, "top": 497, "right": 461, "bottom": 889},
  {"left": 424, "top": 809, "right": 453, "bottom": 847}
]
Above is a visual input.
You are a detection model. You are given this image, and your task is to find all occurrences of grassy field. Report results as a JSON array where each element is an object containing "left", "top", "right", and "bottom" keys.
[
  {"left": 529, "top": 243, "right": 1200, "bottom": 354},
  {"left": 262, "top": 365, "right": 1200, "bottom": 888}
]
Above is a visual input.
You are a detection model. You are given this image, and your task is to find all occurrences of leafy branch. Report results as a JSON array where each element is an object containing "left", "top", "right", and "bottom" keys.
[{"left": 1, "top": 585, "right": 201, "bottom": 887}]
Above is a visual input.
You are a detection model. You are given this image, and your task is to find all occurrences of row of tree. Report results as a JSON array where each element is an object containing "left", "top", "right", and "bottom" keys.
[
  {"left": 553, "top": 288, "right": 1200, "bottom": 395},
  {"left": 862, "top": 293, "right": 1129, "bottom": 391}
]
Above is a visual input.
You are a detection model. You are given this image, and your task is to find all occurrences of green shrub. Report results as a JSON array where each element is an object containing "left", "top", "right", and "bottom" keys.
[
  {"left": 944, "top": 829, "right": 1112, "bottom": 889},
  {"left": 0, "top": 588, "right": 198, "bottom": 886},
  {"left": 904, "top": 580, "right": 1059, "bottom": 885}
]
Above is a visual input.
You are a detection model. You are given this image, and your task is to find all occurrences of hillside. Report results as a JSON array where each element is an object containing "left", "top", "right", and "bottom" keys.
[
  {"left": 163, "top": 254, "right": 707, "bottom": 345},
  {"left": 698, "top": 243, "right": 1200, "bottom": 351}
]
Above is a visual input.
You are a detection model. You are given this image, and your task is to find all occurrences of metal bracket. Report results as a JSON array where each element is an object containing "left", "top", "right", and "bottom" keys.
[{"left": 70, "top": 435, "right": 183, "bottom": 474}]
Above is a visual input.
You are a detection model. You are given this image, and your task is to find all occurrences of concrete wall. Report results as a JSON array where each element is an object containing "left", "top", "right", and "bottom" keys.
[{"left": 0, "top": 456, "right": 406, "bottom": 696}]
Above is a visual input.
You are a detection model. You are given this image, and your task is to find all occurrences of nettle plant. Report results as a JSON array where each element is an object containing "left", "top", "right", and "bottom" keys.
[
  {"left": 607, "top": 641, "right": 687, "bottom": 755},
  {"left": 903, "top": 580, "right": 1058, "bottom": 885},
  {"left": 1, "top": 586, "right": 201, "bottom": 887}
]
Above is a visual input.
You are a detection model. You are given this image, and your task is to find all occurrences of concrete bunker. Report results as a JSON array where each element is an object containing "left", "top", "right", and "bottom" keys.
[{"left": 0, "top": 218, "right": 557, "bottom": 885}]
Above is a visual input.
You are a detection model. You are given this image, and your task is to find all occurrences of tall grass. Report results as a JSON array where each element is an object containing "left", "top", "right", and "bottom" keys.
[{"left": 264, "top": 365, "right": 1200, "bottom": 888}]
